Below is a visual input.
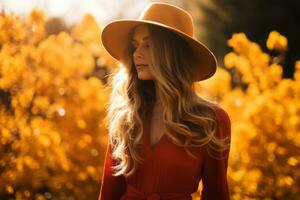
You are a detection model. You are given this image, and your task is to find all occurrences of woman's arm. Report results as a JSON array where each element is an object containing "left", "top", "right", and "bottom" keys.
[
  {"left": 200, "top": 105, "right": 231, "bottom": 200},
  {"left": 98, "top": 140, "right": 127, "bottom": 200}
]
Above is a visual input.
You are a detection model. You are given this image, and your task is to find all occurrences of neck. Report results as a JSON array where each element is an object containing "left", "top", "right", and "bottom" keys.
[
  {"left": 154, "top": 81, "right": 162, "bottom": 106},
  {"left": 150, "top": 82, "right": 162, "bottom": 116}
]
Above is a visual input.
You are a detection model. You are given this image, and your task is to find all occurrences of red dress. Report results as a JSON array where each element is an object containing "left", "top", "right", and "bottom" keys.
[{"left": 98, "top": 104, "right": 231, "bottom": 200}]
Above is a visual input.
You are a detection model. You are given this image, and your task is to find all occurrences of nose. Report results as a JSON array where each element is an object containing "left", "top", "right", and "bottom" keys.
[{"left": 133, "top": 47, "right": 143, "bottom": 60}]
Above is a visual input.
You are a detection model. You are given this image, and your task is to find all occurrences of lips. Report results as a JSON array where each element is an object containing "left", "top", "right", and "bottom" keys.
[{"left": 136, "top": 64, "right": 148, "bottom": 71}]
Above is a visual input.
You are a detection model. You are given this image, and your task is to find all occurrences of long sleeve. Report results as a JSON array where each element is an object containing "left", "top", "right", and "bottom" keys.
[
  {"left": 200, "top": 106, "right": 231, "bottom": 200},
  {"left": 98, "top": 140, "right": 127, "bottom": 200}
]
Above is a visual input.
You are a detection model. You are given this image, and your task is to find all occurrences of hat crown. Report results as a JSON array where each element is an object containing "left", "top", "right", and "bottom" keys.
[{"left": 138, "top": 3, "right": 194, "bottom": 37}]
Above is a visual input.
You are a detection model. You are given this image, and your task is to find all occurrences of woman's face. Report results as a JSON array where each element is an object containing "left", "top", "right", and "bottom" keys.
[{"left": 131, "top": 24, "right": 154, "bottom": 80}]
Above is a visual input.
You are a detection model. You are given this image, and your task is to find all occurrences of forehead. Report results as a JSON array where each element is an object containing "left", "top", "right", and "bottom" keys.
[{"left": 132, "top": 24, "right": 150, "bottom": 42}]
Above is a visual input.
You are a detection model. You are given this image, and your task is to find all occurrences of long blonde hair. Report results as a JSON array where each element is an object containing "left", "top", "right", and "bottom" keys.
[{"left": 104, "top": 24, "right": 230, "bottom": 178}]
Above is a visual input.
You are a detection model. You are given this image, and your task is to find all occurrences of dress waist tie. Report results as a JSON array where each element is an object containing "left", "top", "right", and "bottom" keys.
[{"left": 120, "top": 185, "right": 192, "bottom": 200}]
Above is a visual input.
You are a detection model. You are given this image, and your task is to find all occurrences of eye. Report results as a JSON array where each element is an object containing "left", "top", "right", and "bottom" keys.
[{"left": 132, "top": 42, "right": 149, "bottom": 52}]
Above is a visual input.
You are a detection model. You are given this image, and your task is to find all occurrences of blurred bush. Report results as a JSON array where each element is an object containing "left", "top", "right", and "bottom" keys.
[
  {"left": 0, "top": 10, "right": 116, "bottom": 200},
  {"left": 196, "top": 31, "right": 300, "bottom": 199}
]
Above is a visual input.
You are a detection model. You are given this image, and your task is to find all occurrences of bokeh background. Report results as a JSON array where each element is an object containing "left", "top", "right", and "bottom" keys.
[{"left": 0, "top": 0, "right": 299, "bottom": 199}]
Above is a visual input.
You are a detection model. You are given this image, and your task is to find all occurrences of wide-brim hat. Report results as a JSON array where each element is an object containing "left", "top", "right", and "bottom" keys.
[{"left": 101, "top": 2, "right": 217, "bottom": 81}]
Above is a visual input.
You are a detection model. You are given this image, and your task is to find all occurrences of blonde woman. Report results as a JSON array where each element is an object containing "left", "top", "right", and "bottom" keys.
[{"left": 98, "top": 2, "right": 231, "bottom": 200}]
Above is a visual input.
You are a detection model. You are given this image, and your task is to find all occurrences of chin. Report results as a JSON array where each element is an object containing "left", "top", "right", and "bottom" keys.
[
  {"left": 136, "top": 72, "right": 150, "bottom": 80},
  {"left": 137, "top": 75, "right": 153, "bottom": 80},
  {"left": 138, "top": 77, "right": 152, "bottom": 80}
]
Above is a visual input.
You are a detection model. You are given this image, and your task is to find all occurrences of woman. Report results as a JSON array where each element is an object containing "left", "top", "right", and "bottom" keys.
[{"left": 98, "top": 2, "right": 231, "bottom": 200}]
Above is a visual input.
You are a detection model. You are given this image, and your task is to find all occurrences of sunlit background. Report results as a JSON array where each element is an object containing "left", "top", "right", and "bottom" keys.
[
  {"left": 0, "top": 0, "right": 300, "bottom": 199},
  {"left": 1, "top": 0, "right": 155, "bottom": 25}
]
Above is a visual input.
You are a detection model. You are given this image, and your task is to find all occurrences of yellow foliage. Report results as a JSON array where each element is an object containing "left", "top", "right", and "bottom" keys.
[
  {"left": 0, "top": 10, "right": 111, "bottom": 200},
  {"left": 195, "top": 30, "right": 300, "bottom": 199},
  {"left": 267, "top": 31, "right": 288, "bottom": 51},
  {"left": 71, "top": 13, "right": 120, "bottom": 71}
]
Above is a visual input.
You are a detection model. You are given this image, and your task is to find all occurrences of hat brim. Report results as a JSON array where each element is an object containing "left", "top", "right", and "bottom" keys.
[{"left": 101, "top": 19, "right": 217, "bottom": 81}]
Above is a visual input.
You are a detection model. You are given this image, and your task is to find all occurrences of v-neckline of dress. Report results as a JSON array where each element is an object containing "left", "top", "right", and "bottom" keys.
[
  {"left": 144, "top": 109, "right": 166, "bottom": 153},
  {"left": 146, "top": 131, "right": 166, "bottom": 152}
]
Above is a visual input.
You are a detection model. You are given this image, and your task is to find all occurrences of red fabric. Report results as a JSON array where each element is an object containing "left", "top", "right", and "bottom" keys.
[{"left": 98, "top": 104, "right": 231, "bottom": 200}]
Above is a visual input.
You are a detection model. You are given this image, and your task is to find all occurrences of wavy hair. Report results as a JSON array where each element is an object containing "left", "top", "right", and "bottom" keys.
[{"left": 104, "top": 24, "right": 230, "bottom": 178}]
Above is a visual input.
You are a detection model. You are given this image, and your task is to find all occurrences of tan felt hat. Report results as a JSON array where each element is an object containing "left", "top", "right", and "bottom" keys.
[{"left": 101, "top": 2, "right": 218, "bottom": 81}]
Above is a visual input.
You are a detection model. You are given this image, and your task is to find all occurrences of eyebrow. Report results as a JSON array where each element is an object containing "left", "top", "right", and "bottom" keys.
[{"left": 131, "top": 36, "right": 150, "bottom": 43}]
